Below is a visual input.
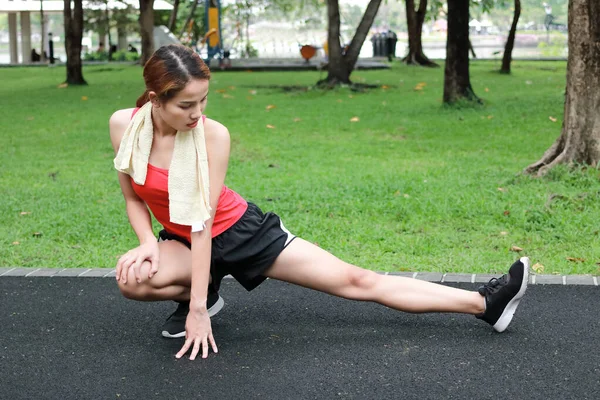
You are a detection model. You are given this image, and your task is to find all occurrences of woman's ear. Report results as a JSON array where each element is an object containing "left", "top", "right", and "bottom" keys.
[{"left": 148, "top": 91, "right": 160, "bottom": 107}]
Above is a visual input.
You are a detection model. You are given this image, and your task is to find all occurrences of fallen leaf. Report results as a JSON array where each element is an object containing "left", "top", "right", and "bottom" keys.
[
  {"left": 504, "top": 210, "right": 510, "bottom": 216},
  {"left": 216, "top": 89, "right": 227, "bottom": 93},
  {"left": 57, "top": 83, "right": 68, "bottom": 88},
  {"left": 350, "top": 116, "right": 360, "bottom": 122},
  {"left": 485, "top": 87, "right": 490, "bottom": 92},
  {"left": 266, "top": 124, "right": 275, "bottom": 129},
  {"left": 20, "top": 211, "right": 31, "bottom": 215},
  {"left": 81, "top": 96, "right": 88, "bottom": 101},
  {"left": 393, "top": 190, "right": 401, "bottom": 196},
  {"left": 228, "top": 86, "right": 236, "bottom": 90},
  {"left": 500, "top": 231, "right": 509, "bottom": 236},
  {"left": 32, "top": 232, "right": 43, "bottom": 238},
  {"left": 510, "top": 245, "right": 523, "bottom": 252},
  {"left": 266, "top": 104, "right": 276, "bottom": 111},
  {"left": 525, "top": 80, "right": 533, "bottom": 85},
  {"left": 248, "top": 90, "right": 257, "bottom": 95},
  {"left": 381, "top": 85, "right": 389, "bottom": 89},
  {"left": 222, "top": 94, "right": 234, "bottom": 99},
  {"left": 337, "top": 99, "right": 343, "bottom": 103},
  {"left": 293, "top": 117, "right": 302, "bottom": 122},
  {"left": 403, "top": 194, "right": 410, "bottom": 198},
  {"left": 246, "top": 96, "right": 254, "bottom": 100},
  {"left": 532, "top": 263, "right": 545, "bottom": 274},
  {"left": 268, "top": 163, "right": 279, "bottom": 168},
  {"left": 549, "top": 116, "right": 557, "bottom": 122},
  {"left": 497, "top": 187, "right": 507, "bottom": 192},
  {"left": 487, "top": 115, "right": 494, "bottom": 120},
  {"left": 348, "top": 95, "right": 354, "bottom": 99},
  {"left": 27, "top": 116, "right": 34, "bottom": 121},
  {"left": 566, "top": 257, "right": 585, "bottom": 263},
  {"left": 12, "top": 241, "right": 20, "bottom": 245}
]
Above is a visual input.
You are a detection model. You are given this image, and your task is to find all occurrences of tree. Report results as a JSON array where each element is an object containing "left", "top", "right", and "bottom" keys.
[
  {"left": 525, "top": 0, "right": 600, "bottom": 176},
  {"left": 179, "top": 0, "right": 200, "bottom": 40},
  {"left": 139, "top": 0, "right": 155, "bottom": 65},
  {"left": 403, "top": 0, "right": 437, "bottom": 66},
  {"left": 499, "top": 0, "right": 521, "bottom": 74},
  {"left": 443, "top": 0, "right": 479, "bottom": 104},
  {"left": 320, "top": 0, "right": 383, "bottom": 87},
  {"left": 63, "top": 0, "right": 87, "bottom": 85},
  {"left": 168, "top": 0, "right": 181, "bottom": 32}
]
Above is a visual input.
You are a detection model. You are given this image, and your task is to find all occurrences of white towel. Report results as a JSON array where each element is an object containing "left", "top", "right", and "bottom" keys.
[{"left": 113, "top": 102, "right": 211, "bottom": 231}]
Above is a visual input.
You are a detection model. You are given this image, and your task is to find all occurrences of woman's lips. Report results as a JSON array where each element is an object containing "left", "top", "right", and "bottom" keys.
[{"left": 187, "top": 121, "right": 198, "bottom": 128}]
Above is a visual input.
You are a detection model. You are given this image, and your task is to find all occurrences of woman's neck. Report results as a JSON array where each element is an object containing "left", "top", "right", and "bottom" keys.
[{"left": 151, "top": 107, "right": 177, "bottom": 137}]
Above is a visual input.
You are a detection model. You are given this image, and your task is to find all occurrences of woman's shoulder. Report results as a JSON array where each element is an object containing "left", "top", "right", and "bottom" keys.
[
  {"left": 109, "top": 108, "right": 136, "bottom": 152},
  {"left": 203, "top": 117, "right": 230, "bottom": 143},
  {"left": 110, "top": 108, "right": 137, "bottom": 127}
]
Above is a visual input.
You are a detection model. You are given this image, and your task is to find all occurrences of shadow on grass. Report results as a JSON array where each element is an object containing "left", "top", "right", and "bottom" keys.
[{"left": 244, "top": 83, "right": 390, "bottom": 93}]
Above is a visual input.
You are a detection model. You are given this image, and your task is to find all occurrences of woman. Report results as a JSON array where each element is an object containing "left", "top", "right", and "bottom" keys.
[{"left": 110, "top": 44, "right": 529, "bottom": 361}]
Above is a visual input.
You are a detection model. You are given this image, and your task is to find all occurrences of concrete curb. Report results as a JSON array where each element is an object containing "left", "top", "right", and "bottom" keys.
[{"left": 0, "top": 267, "right": 597, "bottom": 286}]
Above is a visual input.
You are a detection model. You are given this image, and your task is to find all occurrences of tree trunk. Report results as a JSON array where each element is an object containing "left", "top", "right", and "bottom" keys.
[
  {"left": 403, "top": 0, "right": 437, "bottom": 67},
  {"left": 443, "top": 0, "right": 479, "bottom": 104},
  {"left": 525, "top": 0, "right": 600, "bottom": 176},
  {"left": 167, "top": 0, "right": 180, "bottom": 33},
  {"left": 320, "top": 0, "right": 382, "bottom": 87},
  {"left": 63, "top": 0, "right": 87, "bottom": 85},
  {"left": 139, "top": 0, "right": 155, "bottom": 66},
  {"left": 500, "top": 0, "right": 521, "bottom": 74},
  {"left": 179, "top": 0, "right": 200, "bottom": 40}
]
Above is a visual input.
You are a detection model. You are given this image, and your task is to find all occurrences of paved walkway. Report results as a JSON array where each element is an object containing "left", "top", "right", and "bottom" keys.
[{"left": 1, "top": 275, "right": 598, "bottom": 399}]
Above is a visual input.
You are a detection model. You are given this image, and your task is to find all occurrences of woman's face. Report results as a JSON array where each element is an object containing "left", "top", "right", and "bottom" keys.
[{"left": 155, "top": 78, "right": 209, "bottom": 132}]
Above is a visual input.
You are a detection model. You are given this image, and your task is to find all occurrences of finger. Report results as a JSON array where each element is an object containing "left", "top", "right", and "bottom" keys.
[
  {"left": 148, "top": 258, "right": 159, "bottom": 279},
  {"left": 120, "top": 256, "right": 134, "bottom": 283},
  {"left": 190, "top": 338, "right": 202, "bottom": 361},
  {"left": 209, "top": 333, "right": 218, "bottom": 354},
  {"left": 202, "top": 336, "right": 209, "bottom": 359},
  {"left": 132, "top": 257, "right": 143, "bottom": 283},
  {"left": 176, "top": 338, "right": 193, "bottom": 359},
  {"left": 116, "top": 255, "right": 129, "bottom": 282}
]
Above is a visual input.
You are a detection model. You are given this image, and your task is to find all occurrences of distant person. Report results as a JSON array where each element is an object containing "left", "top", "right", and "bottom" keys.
[
  {"left": 97, "top": 42, "right": 105, "bottom": 53},
  {"left": 31, "top": 49, "right": 41, "bottom": 62},
  {"left": 109, "top": 44, "right": 531, "bottom": 361},
  {"left": 128, "top": 44, "right": 138, "bottom": 54}
]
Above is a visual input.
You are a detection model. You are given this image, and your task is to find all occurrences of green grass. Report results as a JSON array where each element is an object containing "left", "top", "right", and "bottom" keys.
[{"left": 1, "top": 61, "right": 599, "bottom": 275}]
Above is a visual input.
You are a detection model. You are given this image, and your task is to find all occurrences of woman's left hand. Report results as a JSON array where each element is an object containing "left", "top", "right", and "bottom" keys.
[{"left": 175, "top": 306, "right": 218, "bottom": 360}]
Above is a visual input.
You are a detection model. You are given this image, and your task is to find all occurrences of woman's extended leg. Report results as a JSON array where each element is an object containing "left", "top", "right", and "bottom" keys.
[{"left": 264, "top": 238, "right": 486, "bottom": 315}]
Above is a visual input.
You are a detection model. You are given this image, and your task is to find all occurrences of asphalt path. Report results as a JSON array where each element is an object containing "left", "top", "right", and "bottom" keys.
[{"left": 1, "top": 277, "right": 598, "bottom": 400}]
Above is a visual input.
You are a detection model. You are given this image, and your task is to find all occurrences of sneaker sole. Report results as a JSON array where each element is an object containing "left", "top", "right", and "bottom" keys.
[
  {"left": 161, "top": 296, "right": 225, "bottom": 339},
  {"left": 492, "top": 257, "right": 529, "bottom": 333}
]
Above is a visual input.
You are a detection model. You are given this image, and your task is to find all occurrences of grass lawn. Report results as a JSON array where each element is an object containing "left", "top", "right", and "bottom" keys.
[{"left": 1, "top": 60, "right": 599, "bottom": 275}]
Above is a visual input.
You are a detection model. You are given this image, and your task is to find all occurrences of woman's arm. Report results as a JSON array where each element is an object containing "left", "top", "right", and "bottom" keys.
[
  {"left": 109, "top": 109, "right": 159, "bottom": 282},
  {"left": 178, "top": 118, "right": 231, "bottom": 360},
  {"left": 189, "top": 118, "right": 231, "bottom": 310}
]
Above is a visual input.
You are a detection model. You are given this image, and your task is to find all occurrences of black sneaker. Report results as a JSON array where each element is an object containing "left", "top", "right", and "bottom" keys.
[
  {"left": 161, "top": 289, "right": 224, "bottom": 338},
  {"left": 476, "top": 257, "right": 529, "bottom": 333}
]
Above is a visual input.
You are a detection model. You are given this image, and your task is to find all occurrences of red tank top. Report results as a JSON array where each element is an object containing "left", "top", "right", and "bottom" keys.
[{"left": 127, "top": 109, "right": 247, "bottom": 240}]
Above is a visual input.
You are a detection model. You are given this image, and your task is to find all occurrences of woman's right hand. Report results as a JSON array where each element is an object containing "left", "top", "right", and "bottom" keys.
[{"left": 115, "top": 241, "right": 160, "bottom": 284}]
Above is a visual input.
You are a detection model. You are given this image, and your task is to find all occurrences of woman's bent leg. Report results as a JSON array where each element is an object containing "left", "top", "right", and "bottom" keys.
[{"left": 117, "top": 240, "right": 193, "bottom": 302}]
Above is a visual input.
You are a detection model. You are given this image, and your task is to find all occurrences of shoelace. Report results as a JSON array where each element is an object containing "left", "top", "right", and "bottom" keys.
[{"left": 478, "top": 275, "right": 508, "bottom": 296}]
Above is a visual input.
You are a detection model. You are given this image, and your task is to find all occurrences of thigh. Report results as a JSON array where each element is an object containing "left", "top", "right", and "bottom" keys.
[
  {"left": 263, "top": 238, "right": 379, "bottom": 300},
  {"left": 125, "top": 239, "right": 193, "bottom": 288}
]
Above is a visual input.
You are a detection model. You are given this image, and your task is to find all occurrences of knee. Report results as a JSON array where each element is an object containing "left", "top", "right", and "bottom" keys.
[
  {"left": 345, "top": 267, "right": 380, "bottom": 292},
  {"left": 116, "top": 263, "right": 153, "bottom": 300}
]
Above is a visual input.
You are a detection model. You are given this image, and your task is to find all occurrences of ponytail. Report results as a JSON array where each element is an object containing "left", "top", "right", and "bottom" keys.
[{"left": 135, "top": 89, "right": 150, "bottom": 108}]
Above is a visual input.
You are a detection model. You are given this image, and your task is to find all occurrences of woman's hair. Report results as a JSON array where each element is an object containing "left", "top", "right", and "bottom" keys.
[{"left": 136, "top": 44, "right": 211, "bottom": 108}]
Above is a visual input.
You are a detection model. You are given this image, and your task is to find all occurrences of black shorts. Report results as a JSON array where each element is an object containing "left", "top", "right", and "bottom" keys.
[{"left": 158, "top": 202, "right": 296, "bottom": 291}]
